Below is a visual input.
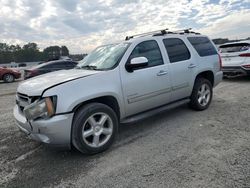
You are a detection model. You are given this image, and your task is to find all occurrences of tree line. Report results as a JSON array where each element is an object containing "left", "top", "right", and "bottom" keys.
[
  {"left": 0, "top": 42, "right": 70, "bottom": 64},
  {"left": 3, "top": 37, "right": 248, "bottom": 64}
]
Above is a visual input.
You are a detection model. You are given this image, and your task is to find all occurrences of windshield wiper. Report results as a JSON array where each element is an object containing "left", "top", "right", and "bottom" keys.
[{"left": 77, "top": 65, "right": 98, "bottom": 70}]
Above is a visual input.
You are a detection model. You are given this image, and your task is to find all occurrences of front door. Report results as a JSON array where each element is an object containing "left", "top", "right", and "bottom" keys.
[{"left": 121, "top": 40, "right": 171, "bottom": 116}]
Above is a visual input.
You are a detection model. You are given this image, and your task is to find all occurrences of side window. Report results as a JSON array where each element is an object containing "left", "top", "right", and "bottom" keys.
[
  {"left": 163, "top": 38, "right": 191, "bottom": 63},
  {"left": 129, "top": 40, "right": 164, "bottom": 68},
  {"left": 188, "top": 37, "right": 217, "bottom": 57}
]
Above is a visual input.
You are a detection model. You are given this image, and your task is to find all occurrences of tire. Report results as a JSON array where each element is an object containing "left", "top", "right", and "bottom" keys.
[
  {"left": 72, "top": 103, "right": 118, "bottom": 155},
  {"left": 3, "top": 74, "right": 15, "bottom": 83},
  {"left": 189, "top": 78, "right": 213, "bottom": 111}
]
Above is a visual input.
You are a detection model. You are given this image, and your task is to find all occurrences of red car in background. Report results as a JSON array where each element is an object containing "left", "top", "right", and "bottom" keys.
[{"left": 0, "top": 67, "right": 21, "bottom": 83}]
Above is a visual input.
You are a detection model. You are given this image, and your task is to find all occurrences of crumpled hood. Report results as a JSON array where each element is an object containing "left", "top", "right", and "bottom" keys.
[{"left": 17, "top": 69, "right": 99, "bottom": 96}]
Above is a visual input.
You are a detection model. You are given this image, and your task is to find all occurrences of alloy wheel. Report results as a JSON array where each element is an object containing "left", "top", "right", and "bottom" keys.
[
  {"left": 82, "top": 112, "right": 113, "bottom": 148},
  {"left": 197, "top": 83, "right": 211, "bottom": 106}
]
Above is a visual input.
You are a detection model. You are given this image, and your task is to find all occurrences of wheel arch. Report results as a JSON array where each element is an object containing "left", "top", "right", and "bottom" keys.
[
  {"left": 194, "top": 70, "right": 214, "bottom": 86},
  {"left": 70, "top": 96, "right": 120, "bottom": 153},
  {"left": 72, "top": 95, "right": 121, "bottom": 120}
]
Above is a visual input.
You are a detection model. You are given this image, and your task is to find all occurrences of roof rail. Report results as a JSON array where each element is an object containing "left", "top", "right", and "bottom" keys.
[
  {"left": 166, "top": 28, "right": 201, "bottom": 35},
  {"left": 125, "top": 28, "right": 168, "bottom": 41},
  {"left": 125, "top": 28, "right": 200, "bottom": 41},
  {"left": 171, "top": 28, "right": 192, "bottom": 33}
]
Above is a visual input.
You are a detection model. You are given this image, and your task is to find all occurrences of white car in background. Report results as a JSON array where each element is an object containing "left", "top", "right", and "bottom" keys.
[{"left": 219, "top": 41, "right": 250, "bottom": 77}]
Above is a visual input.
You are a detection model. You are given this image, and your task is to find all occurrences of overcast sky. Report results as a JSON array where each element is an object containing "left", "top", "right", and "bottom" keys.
[{"left": 0, "top": 0, "right": 249, "bottom": 53}]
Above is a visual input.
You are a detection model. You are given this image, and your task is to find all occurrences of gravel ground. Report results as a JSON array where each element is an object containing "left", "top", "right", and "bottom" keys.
[{"left": 0, "top": 78, "right": 250, "bottom": 188}]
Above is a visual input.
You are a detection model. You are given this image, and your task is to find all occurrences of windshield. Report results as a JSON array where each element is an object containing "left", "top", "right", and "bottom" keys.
[{"left": 77, "top": 43, "right": 130, "bottom": 70}]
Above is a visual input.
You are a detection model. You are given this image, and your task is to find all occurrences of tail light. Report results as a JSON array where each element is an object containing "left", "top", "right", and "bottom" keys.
[
  {"left": 239, "top": 53, "right": 250, "bottom": 57},
  {"left": 218, "top": 54, "right": 222, "bottom": 70}
]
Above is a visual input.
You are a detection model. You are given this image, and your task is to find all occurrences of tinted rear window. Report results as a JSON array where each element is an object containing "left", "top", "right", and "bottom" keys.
[
  {"left": 188, "top": 37, "right": 217, "bottom": 57},
  {"left": 219, "top": 43, "right": 250, "bottom": 53}
]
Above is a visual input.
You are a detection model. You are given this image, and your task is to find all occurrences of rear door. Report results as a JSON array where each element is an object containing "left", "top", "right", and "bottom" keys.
[
  {"left": 219, "top": 43, "right": 250, "bottom": 66},
  {"left": 163, "top": 38, "right": 195, "bottom": 101}
]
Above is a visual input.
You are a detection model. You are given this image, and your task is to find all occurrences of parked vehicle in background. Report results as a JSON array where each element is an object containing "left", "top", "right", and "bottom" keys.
[
  {"left": 0, "top": 67, "right": 21, "bottom": 83},
  {"left": 219, "top": 41, "right": 250, "bottom": 77},
  {"left": 14, "top": 29, "right": 222, "bottom": 154},
  {"left": 18, "top": 63, "right": 27, "bottom": 67},
  {"left": 24, "top": 60, "right": 78, "bottom": 79}
]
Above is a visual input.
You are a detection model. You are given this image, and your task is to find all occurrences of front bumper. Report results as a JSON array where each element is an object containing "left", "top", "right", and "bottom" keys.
[
  {"left": 222, "top": 66, "right": 250, "bottom": 77},
  {"left": 13, "top": 105, "right": 73, "bottom": 148}
]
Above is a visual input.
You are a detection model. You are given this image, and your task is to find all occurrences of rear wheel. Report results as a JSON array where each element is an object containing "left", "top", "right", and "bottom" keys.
[
  {"left": 72, "top": 103, "right": 118, "bottom": 155},
  {"left": 189, "top": 78, "right": 213, "bottom": 111},
  {"left": 3, "top": 74, "right": 15, "bottom": 83}
]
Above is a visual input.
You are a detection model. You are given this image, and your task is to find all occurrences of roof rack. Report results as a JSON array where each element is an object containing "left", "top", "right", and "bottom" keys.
[
  {"left": 125, "top": 28, "right": 169, "bottom": 41},
  {"left": 125, "top": 28, "right": 200, "bottom": 41},
  {"left": 173, "top": 28, "right": 200, "bottom": 35}
]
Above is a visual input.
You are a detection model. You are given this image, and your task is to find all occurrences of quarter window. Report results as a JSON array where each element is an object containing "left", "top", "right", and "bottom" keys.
[
  {"left": 163, "top": 38, "right": 191, "bottom": 63},
  {"left": 129, "top": 40, "right": 164, "bottom": 68},
  {"left": 188, "top": 37, "right": 217, "bottom": 57}
]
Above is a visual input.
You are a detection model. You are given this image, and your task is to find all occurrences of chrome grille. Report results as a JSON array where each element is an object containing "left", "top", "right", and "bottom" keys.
[{"left": 16, "top": 93, "right": 39, "bottom": 112}]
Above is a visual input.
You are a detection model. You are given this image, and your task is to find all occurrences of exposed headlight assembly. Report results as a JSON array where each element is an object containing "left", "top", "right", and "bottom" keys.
[{"left": 24, "top": 96, "right": 57, "bottom": 120}]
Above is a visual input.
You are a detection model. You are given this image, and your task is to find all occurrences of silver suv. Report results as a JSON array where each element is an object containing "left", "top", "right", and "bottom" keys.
[{"left": 14, "top": 29, "right": 223, "bottom": 154}]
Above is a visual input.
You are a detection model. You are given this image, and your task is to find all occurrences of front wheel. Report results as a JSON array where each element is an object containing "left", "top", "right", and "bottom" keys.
[
  {"left": 189, "top": 78, "right": 213, "bottom": 111},
  {"left": 72, "top": 103, "right": 118, "bottom": 155}
]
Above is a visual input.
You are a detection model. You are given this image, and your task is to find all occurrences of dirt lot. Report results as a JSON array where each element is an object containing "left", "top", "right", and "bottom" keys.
[{"left": 0, "top": 78, "right": 250, "bottom": 188}]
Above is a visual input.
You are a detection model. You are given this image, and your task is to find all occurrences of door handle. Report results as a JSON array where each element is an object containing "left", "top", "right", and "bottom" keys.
[
  {"left": 188, "top": 63, "right": 196, "bottom": 69},
  {"left": 157, "top": 70, "right": 168, "bottom": 76}
]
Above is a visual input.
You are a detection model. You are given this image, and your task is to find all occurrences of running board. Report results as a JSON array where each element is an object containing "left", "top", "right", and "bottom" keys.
[{"left": 121, "top": 99, "right": 190, "bottom": 124}]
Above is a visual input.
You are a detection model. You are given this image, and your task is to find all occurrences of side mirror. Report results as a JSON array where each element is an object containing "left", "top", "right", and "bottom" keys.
[{"left": 126, "top": 57, "right": 148, "bottom": 72}]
